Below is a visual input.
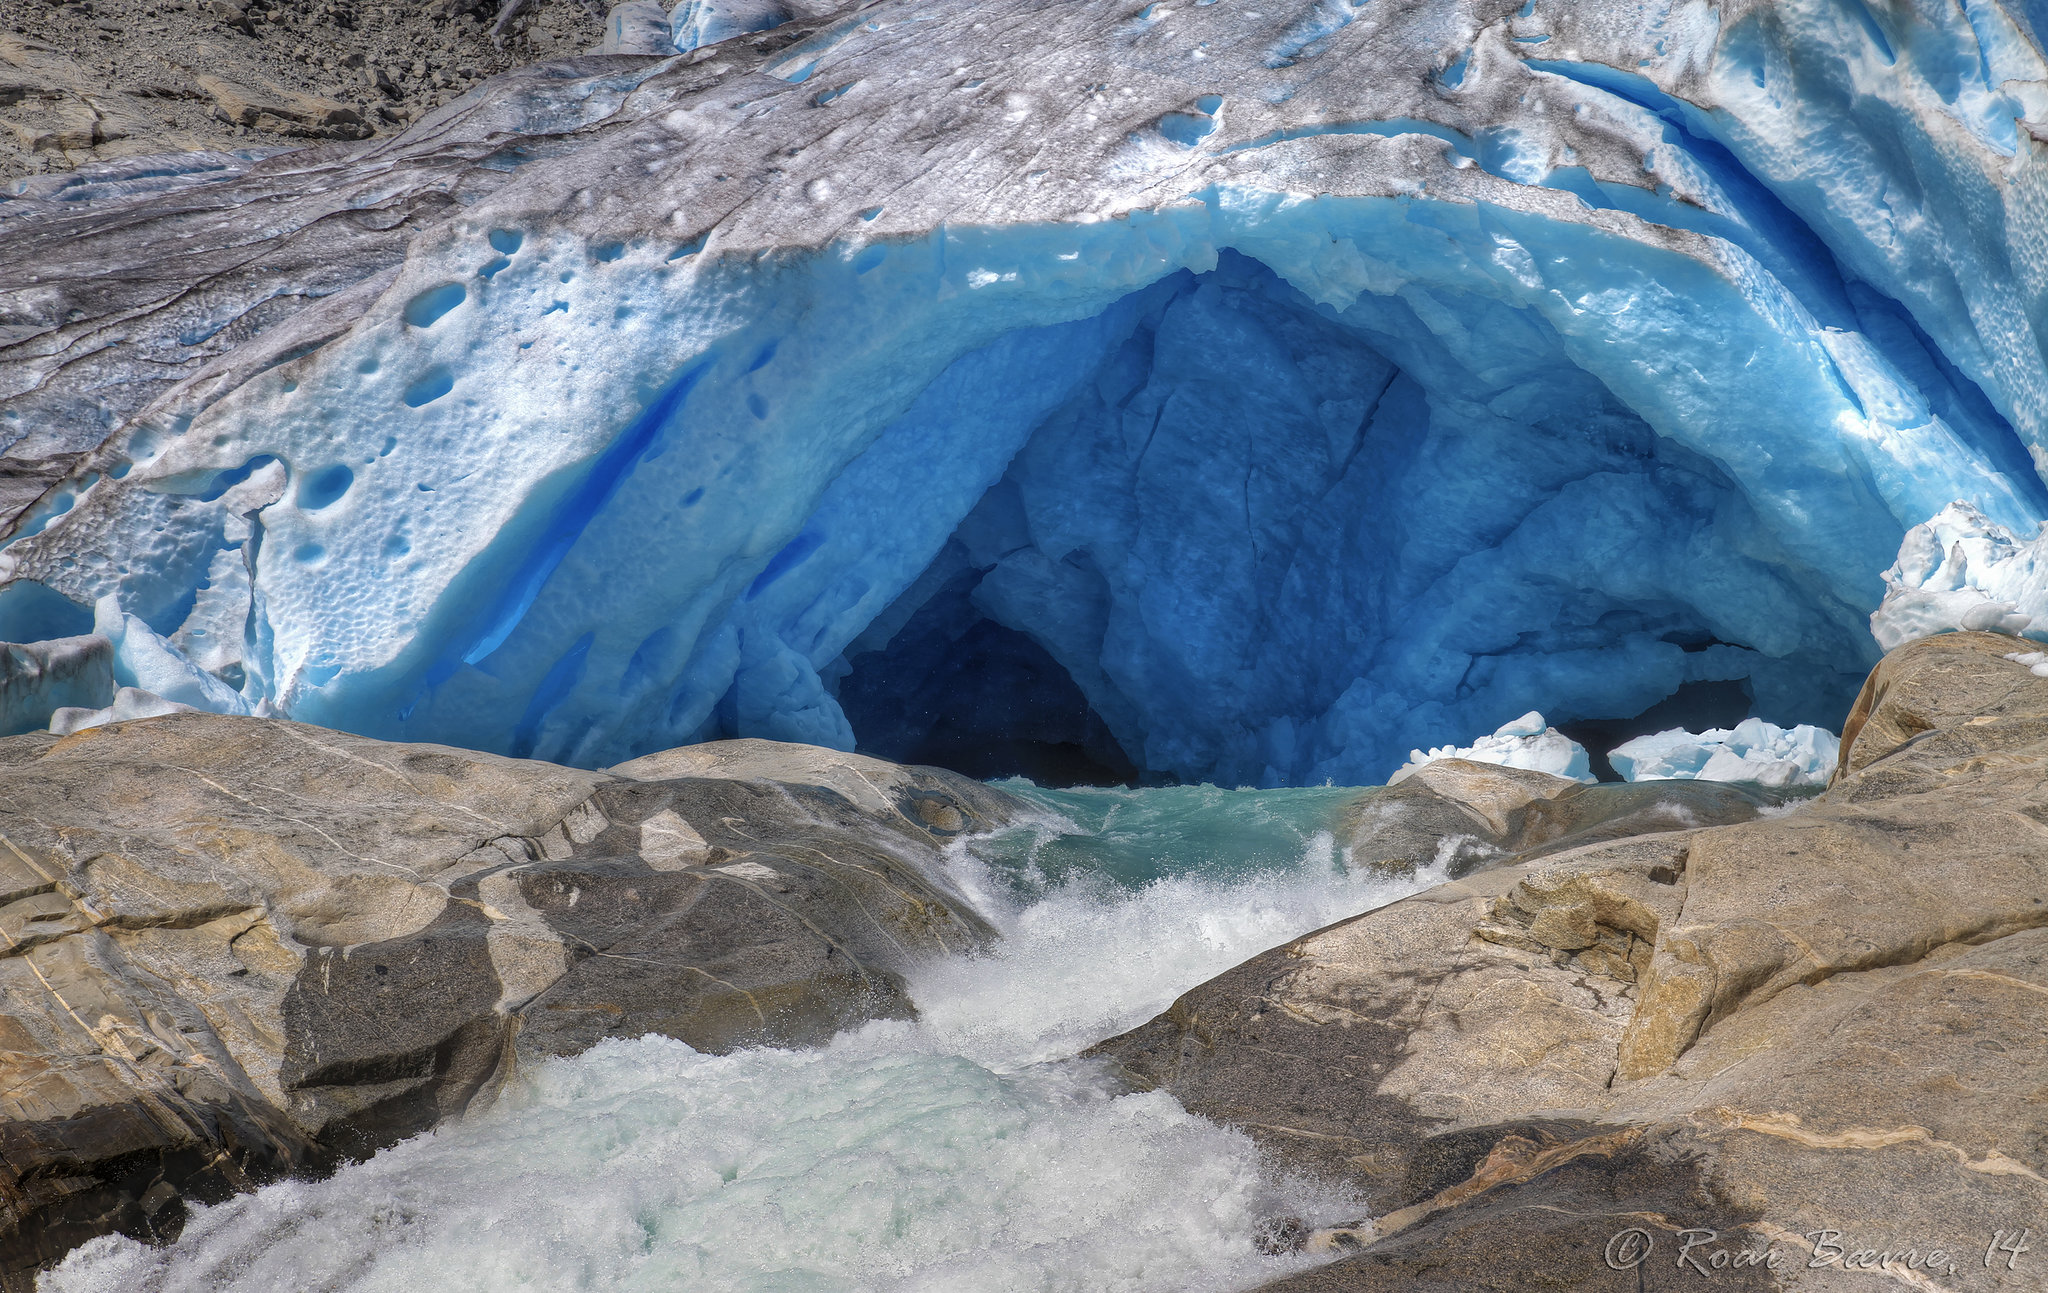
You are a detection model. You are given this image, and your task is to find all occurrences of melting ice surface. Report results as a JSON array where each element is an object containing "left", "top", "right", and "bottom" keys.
[
  {"left": 1608, "top": 719, "right": 1837, "bottom": 789},
  {"left": 1390, "top": 710, "right": 1594, "bottom": 784},
  {"left": 44, "top": 783, "right": 1433, "bottom": 1293},
  {"left": 13, "top": 0, "right": 2048, "bottom": 785},
  {"left": 1869, "top": 502, "right": 2048, "bottom": 650}
]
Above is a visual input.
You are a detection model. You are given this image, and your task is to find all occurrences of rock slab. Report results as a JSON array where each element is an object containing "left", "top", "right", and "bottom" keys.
[
  {"left": 1095, "top": 632, "right": 2048, "bottom": 1291},
  {"left": 0, "top": 718, "right": 1010, "bottom": 1288}
]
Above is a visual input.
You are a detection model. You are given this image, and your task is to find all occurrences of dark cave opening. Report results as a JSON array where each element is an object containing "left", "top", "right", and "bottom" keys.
[
  {"left": 834, "top": 574, "right": 1140, "bottom": 787},
  {"left": 719, "top": 252, "right": 1877, "bottom": 788}
]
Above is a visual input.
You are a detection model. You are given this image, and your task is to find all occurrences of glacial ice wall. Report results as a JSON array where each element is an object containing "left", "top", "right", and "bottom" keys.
[{"left": 3, "top": 0, "right": 2047, "bottom": 783}]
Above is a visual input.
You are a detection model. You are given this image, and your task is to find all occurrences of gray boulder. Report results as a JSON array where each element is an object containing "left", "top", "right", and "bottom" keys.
[
  {"left": 0, "top": 718, "right": 1010, "bottom": 1287},
  {"left": 1343, "top": 756, "right": 1800, "bottom": 875}
]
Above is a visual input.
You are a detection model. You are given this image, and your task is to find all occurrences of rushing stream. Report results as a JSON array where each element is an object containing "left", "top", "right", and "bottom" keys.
[{"left": 46, "top": 783, "right": 1440, "bottom": 1293}]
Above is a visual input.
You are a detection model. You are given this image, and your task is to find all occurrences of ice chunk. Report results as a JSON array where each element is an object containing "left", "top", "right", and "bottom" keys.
[
  {"left": 49, "top": 686, "right": 197, "bottom": 736},
  {"left": 1609, "top": 719, "right": 1838, "bottom": 788},
  {"left": 0, "top": 635, "right": 114, "bottom": 736},
  {"left": 92, "top": 595, "right": 250, "bottom": 717},
  {"left": 597, "top": 1, "right": 678, "bottom": 55},
  {"left": 1390, "top": 712, "right": 1594, "bottom": 784},
  {"left": 1493, "top": 710, "right": 1547, "bottom": 738},
  {"left": 168, "top": 547, "right": 253, "bottom": 686},
  {"left": 1603, "top": 727, "right": 1715, "bottom": 780},
  {"left": 1871, "top": 502, "right": 2048, "bottom": 651},
  {"left": 2004, "top": 650, "right": 2048, "bottom": 678}
]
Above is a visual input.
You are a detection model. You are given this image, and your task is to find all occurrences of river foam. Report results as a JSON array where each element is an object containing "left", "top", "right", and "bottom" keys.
[{"left": 44, "top": 783, "right": 1433, "bottom": 1293}]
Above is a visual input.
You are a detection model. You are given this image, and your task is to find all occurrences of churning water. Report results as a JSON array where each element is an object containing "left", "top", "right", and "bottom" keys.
[{"left": 46, "top": 783, "right": 1435, "bottom": 1293}]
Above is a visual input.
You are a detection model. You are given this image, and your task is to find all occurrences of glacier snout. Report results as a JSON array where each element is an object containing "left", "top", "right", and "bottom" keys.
[{"left": 2, "top": 0, "right": 2045, "bottom": 785}]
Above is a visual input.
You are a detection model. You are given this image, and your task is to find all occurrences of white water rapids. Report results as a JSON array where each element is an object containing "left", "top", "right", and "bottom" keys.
[{"left": 46, "top": 783, "right": 1439, "bottom": 1293}]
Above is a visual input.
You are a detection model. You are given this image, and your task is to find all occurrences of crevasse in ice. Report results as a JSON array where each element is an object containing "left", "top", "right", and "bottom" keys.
[{"left": 3, "top": 0, "right": 2046, "bottom": 784}]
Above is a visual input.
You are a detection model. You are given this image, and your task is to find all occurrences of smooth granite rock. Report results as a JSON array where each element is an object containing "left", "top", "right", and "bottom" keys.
[
  {"left": 1093, "top": 632, "right": 2048, "bottom": 1291},
  {"left": 1343, "top": 756, "right": 1799, "bottom": 876},
  {"left": 0, "top": 717, "right": 1008, "bottom": 1288}
]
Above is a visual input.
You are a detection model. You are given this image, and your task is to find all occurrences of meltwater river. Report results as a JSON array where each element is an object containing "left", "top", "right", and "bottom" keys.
[{"left": 46, "top": 783, "right": 1441, "bottom": 1293}]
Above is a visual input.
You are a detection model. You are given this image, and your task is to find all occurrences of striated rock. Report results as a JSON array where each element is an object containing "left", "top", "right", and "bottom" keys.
[
  {"left": 607, "top": 736, "right": 1027, "bottom": 833},
  {"left": 1833, "top": 628, "right": 2048, "bottom": 776},
  {"left": 1, "top": 0, "right": 603, "bottom": 180},
  {"left": 195, "top": 76, "right": 365, "bottom": 139},
  {"left": 1093, "top": 632, "right": 2048, "bottom": 1291},
  {"left": 0, "top": 716, "right": 1010, "bottom": 1288}
]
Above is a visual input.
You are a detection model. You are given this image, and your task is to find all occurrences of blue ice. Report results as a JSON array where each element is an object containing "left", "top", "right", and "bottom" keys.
[
  {"left": 8, "top": 0, "right": 2048, "bottom": 786},
  {"left": 670, "top": 0, "right": 792, "bottom": 53}
]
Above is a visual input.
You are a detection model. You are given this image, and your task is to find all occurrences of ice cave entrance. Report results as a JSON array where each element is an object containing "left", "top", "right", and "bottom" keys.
[
  {"left": 36, "top": 194, "right": 2011, "bottom": 787},
  {"left": 787, "top": 251, "right": 1874, "bottom": 787}
]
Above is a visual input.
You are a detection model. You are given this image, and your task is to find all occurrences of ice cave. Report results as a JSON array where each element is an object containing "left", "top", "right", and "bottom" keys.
[
  {"left": 1, "top": 219, "right": 2030, "bottom": 786},
  {"left": 11, "top": 0, "right": 2048, "bottom": 1286},
  {"left": 4, "top": 0, "right": 2047, "bottom": 791}
]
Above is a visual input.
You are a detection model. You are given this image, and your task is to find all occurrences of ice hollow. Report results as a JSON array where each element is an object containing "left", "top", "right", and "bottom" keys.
[{"left": 4, "top": 0, "right": 2047, "bottom": 784}]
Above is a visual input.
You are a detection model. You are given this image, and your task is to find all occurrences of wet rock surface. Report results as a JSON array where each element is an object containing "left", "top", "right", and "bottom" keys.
[
  {"left": 1094, "top": 633, "right": 2048, "bottom": 1291},
  {"left": 0, "top": 719, "right": 1008, "bottom": 1288}
]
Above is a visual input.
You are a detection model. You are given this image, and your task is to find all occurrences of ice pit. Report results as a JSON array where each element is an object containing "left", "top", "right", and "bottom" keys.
[{"left": 3, "top": 187, "right": 2041, "bottom": 786}]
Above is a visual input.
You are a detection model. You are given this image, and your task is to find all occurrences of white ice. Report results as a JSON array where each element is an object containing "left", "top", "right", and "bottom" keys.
[
  {"left": 1608, "top": 718, "right": 1838, "bottom": 788},
  {"left": 48, "top": 686, "right": 197, "bottom": 737},
  {"left": 2005, "top": 650, "right": 2048, "bottom": 678},
  {"left": 92, "top": 595, "right": 248, "bottom": 717},
  {"left": 1870, "top": 501, "right": 2048, "bottom": 651},
  {"left": 1389, "top": 710, "right": 1594, "bottom": 784}
]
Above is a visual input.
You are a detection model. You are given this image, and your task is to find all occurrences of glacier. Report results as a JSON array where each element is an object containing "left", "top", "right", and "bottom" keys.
[{"left": 4, "top": 0, "right": 2048, "bottom": 784}]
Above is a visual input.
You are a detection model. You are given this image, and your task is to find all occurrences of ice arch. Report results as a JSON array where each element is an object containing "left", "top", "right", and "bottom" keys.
[
  {"left": 5, "top": 187, "right": 2040, "bottom": 783},
  {"left": 703, "top": 239, "right": 2016, "bottom": 788},
  {"left": 826, "top": 252, "right": 1869, "bottom": 787}
]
